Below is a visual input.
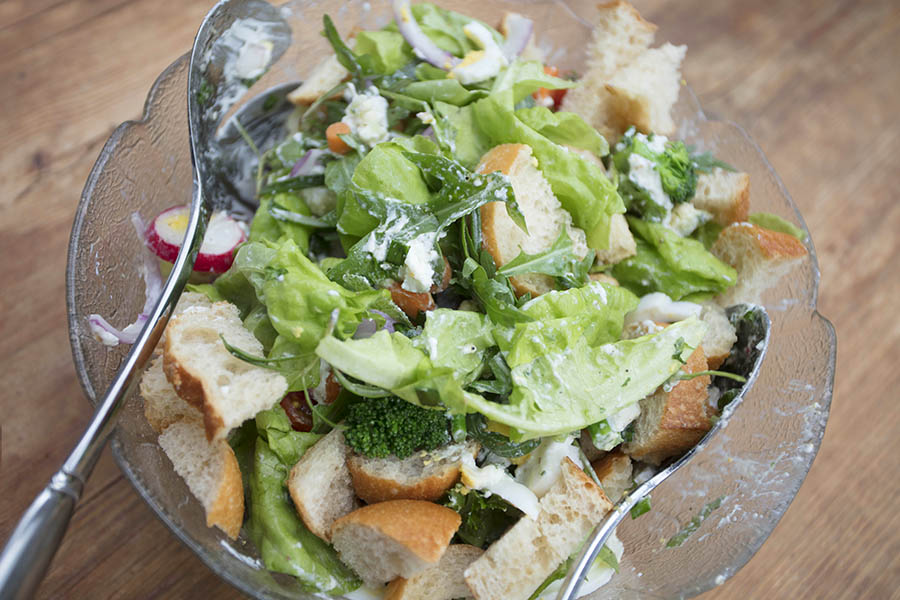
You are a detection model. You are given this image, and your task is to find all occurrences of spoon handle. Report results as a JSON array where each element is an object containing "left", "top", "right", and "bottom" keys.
[
  {"left": 0, "top": 472, "right": 83, "bottom": 600},
  {"left": 0, "top": 186, "right": 207, "bottom": 599},
  {"left": 555, "top": 489, "right": 649, "bottom": 600}
]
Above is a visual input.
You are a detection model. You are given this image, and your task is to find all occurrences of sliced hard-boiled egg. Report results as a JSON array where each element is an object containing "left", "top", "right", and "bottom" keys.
[{"left": 449, "top": 22, "right": 509, "bottom": 85}]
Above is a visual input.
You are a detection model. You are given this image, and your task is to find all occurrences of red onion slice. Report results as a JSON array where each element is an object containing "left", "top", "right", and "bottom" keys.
[
  {"left": 393, "top": 0, "right": 460, "bottom": 69},
  {"left": 88, "top": 212, "right": 164, "bottom": 346},
  {"left": 290, "top": 148, "right": 328, "bottom": 177},
  {"left": 500, "top": 13, "right": 534, "bottom": 60}
]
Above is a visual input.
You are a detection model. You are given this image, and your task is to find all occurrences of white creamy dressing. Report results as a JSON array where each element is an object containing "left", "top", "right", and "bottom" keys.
[
  {"left": 624, "top": 292, "right": 702, "bottom": 328},
  {"left": 342, "top": 84, "right": 391, "bottom": 148},
  {"left": 535, "top": 533, "right": 625, "bottom": 600},
  {"left": 449, "top": 22, "right": 508, "bottom": 84},
  {"left": 514, "top": 436, "right": 582, "bottom": 497},
  {"left": 460, "top": 455, "right": 540, "bottom": 517}
]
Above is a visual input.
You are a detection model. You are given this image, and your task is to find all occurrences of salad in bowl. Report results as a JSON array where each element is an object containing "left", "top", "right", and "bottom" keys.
[{"left": 70, "top": 1, "right": 832, "bottom": 599}]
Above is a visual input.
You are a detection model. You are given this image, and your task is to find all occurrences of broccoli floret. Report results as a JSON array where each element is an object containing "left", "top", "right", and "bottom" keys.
[
  {"left": 612, "top": 128, "right": 697, "bottom": 221},
  {"left": 344, "top": 397, "right": 451, "bottom": 459}
]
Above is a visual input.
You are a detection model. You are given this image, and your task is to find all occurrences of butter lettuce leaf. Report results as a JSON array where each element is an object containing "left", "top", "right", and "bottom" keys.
[
  {"left": 353, "top": 30, "right": 412, "bottom": 74},
  {"left": 247, "top": 437, "right": 361, "bottom": 593},
  {"left": 514, "top": 106, "right": 609, "bottom": 157},
  {"left": 502, "top": 281, "right": 639, "bottom": 366},
  {"left": 454, "top": 318, "right": 707, "bottom": 440},
  {"left": 413, "top": 309, "right": 495, "bottom": 383},
  {"left": 613, "top": 217, "right": 737, "bottom": 300},
  {"left": 749, "top": 212, "right": 808, "bottom": 241}
]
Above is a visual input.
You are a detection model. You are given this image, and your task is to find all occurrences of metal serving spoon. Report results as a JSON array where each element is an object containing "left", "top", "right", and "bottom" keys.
[
  {"left": 556, "top": 304, "right": 771, "bottom": 600},
  {"left": 0, "top": 2, "right": 288, "bottom": 598}
]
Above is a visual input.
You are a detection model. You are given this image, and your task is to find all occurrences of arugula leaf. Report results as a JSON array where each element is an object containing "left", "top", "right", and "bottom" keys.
[
  {"left": 690, "top": 148, "right": 737, "bottom": 173},
  {"left": 442, "top": 485, "right": 522, "bottom": 548},
  {"left": 630, "top": 496, "right": 652, "bottom": 519},
  {"left": 496, "top": 229, "right": 592, "bottom": 288},
  {"left": 322, "top": 15, "right": 374, "bottom": 83},
  {"left": 260, "top": 174, "right": 326, "bottom": 195},
  {"left": 466, "top": 414, "right": 539, "bottom": 458}
]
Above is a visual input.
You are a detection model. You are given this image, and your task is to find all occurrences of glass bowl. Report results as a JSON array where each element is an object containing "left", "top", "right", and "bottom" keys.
[{"left": 66, "top": 1, "right": 836, "bottom": 598}]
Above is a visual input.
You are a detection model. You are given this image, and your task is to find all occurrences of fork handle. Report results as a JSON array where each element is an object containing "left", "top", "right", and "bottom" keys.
[{"left": 0, "top": 471, "right": 83, "bottom": 600}]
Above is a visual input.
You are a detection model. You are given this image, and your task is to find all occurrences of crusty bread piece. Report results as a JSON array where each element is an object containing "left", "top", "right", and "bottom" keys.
[
  {"left": 624, "top": 347, "right": 712, "bottom": 465},
  {"left": 158, "top": 291, "right": 213, "bottom": 349},
  {"left": 287, "top": 429, "right": 359, "bottom": 542},
  {"left": 589, "top": 272, "right": 619, "bottom": 286},
  {"left": 594, "top": 212, "right": 637, "bottom": 266},
  {"left": 591, "top": 450, "right": 633, "bottom": 504},
  {"left": 287, "top": 54, "right": 349, "bottom": 105},
  {"left": 163, "top": 302, "right": 288, "bottom": 442},
  {"left": 476, "top": 144, "right": 590, "bottom": 297},
  {"left": 603, "top": 42, "right": 687, "bottom": 138},
  {"left": 331, "top": 500, "right": 462, "bottom": 586},
  {"left": 385, "top": 544, "right": 483, "bottom": 600},
  {"left": 157, "top": 420, "right": 244, "bottom": 539},
  {"left": 348, "top": 441, "right": 478, "bottom": 504},
  {"left": 692, "top": 169, "right": 751, "bottom": 226},
  {"left": 140, "top": 356, "right": 201, "bottom": 433},
  {"left": 464, "top": 458, "right": 612, "bottom": 600},
  {"left": 698, "top": 302, "right": 737, "bottom": 370},
  {"left": 560, "top": 0, "right": 656, "bottom": 139},
  {"left": 710, "top": 223, "right": 808, "bottom": 306}
]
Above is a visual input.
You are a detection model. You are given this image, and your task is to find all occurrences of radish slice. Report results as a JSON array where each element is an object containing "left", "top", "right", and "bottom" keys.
[
  {"left": 500, "top": 13, "right": 534, "bottom": 60},
  {"left": 392, "top": 0, "right": 460, "bottom": 69},
  {"left": 146, "top": 205, "right": 247, "bottom": 273}
]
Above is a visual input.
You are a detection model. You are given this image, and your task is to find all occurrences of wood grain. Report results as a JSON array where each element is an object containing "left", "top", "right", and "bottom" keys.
[{"left": 0, "top": 0, "right": 897, "bottom": 598}]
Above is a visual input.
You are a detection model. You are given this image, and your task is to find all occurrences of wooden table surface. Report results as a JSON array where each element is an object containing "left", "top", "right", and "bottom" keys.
[{"left": 1, "top": 0, "right": 897, "bottom": 598}]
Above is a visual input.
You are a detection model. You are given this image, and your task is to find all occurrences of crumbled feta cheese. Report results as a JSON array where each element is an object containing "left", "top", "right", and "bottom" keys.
[
  {"left": 635, "top": 132, "right": 668, "bottom": 154},
  {"left": 628, "top": 153, "right": 672, "bottom": 214},
  {"left": 664, "top": 202, "right": 712, "bottom": 236},
  {"left": 341, "top": 86, "right": 390, "bottom": 148},
  {"left": 416, "top": 111, "right": 435, "bottom": 125},
  {"left": 400, "top": 232, "right": 438, "bottom": 293},
  {"left": 449, "top": 22, "right": 508, "bottom": 84}
]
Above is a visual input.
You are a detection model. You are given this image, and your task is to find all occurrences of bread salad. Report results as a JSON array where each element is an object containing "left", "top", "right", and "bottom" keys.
[{"left": 93, "top": 1, "right": 809, "bottom": 598}]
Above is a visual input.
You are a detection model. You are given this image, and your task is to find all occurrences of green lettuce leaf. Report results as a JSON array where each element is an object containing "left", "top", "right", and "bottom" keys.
[
  {"left": 500, "top": 281, "right": 639, "bottom": 366},
  {"left": 471, "top": 92, "right": 624, "bottom": 250},
  {"left": 402, "top": 79, "right": 487, "bottom": 106},
  {"left": 247, "top": 437, "right": 361, "bottom": 593},
  {"left": 249, "top": 192, "right": 314, "bottom": 251},
  {"left": 496, "top": 229, "right": 593, "bottom": 288},
  {"left": 448, "top": 318, "right": 707, "bottom": 440},
  {"left": 316, "top": 329, "right": 425, "bottom": 390},
  {"left": 353, "top": 30, "right": 412, "bottom": 74},
  {"left": 612, "top": 218, "right": 737, "bottom": 300},
  {"left": 384, "top": 3, "right": 503, "bottom": 58},
  {"left": 413, "top": 309, "right": 495, "bottom": 383},
  {"left": 749, "top": 212, "right": 808, "bottom": 241},
  {"left": 336, "top": 143, "right": 431, "bottom": 238},
  {"left": 514, "top": 106, "right": 609, "bottom": 156}
]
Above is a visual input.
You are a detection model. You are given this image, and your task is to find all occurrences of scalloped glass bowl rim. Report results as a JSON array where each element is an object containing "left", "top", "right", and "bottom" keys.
[{"left": 66, "top": 15, "right": 835, "bottom": 600}]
